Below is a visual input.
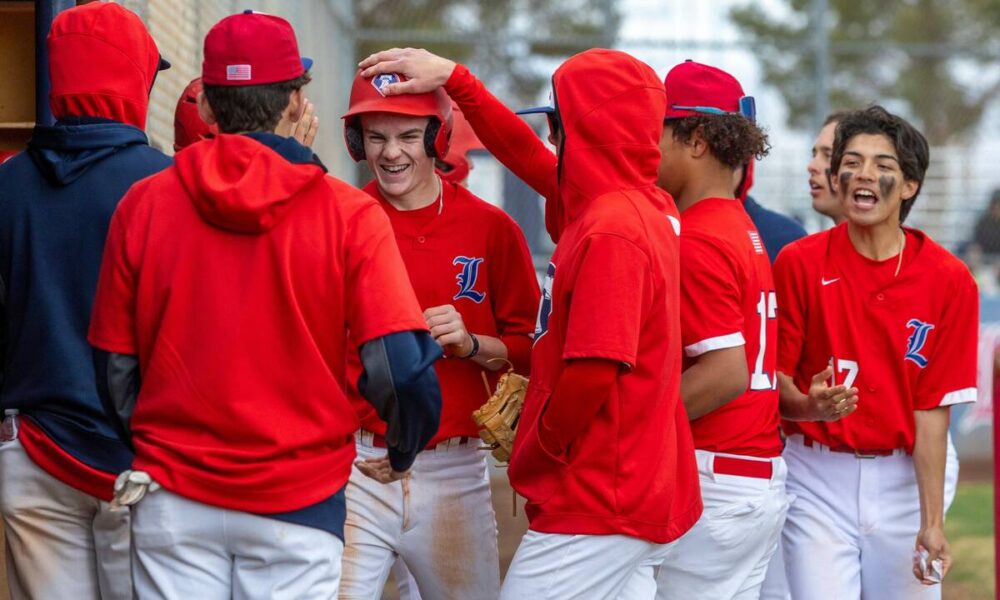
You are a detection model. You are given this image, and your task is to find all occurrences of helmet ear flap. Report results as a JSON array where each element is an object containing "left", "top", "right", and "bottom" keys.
[
  {"left": 423, "top": 116, "right": 452, "bottom": 159},
  {"left": 344, "top": 119, "right": 365, "bottom": 161}
]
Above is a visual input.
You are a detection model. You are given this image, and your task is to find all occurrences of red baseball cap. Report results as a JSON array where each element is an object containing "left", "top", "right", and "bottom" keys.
[
  {"left": 662, "top": 60, "right": 755, "bottom": 122},
  {"left": 202, "top": 11, "right": 312, "bottom": 86}
]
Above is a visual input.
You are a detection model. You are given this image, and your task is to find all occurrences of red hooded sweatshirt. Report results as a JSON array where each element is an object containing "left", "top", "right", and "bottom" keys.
[
  {"left": 48, "top": 2, "right": 162, "bottom": 129},
  {"left": 89, "top": 134, "right": 427, "bottom": 512},
  {"left": 501, "top": 50, "right": 702, "bottom": 544}
]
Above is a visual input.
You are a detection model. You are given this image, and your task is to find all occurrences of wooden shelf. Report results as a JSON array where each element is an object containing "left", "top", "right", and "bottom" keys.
[
  {"left": 0, "top": 0, "right": 34, "bottom": 149},
  {"left": 0, "top": 3, "right": 34, "bottom": 12}
]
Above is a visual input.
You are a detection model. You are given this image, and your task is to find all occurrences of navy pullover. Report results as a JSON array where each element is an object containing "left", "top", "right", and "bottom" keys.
[{"left": 0, "top": 117, "right": 170, "bottom": 474}]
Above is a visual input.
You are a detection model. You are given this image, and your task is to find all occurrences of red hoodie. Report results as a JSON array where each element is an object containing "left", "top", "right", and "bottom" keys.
[
  {"left": 89, "top": 134, "right": 427, "bottom": 512},
  {"left": 501, "top": 50, "right": 702, "bottom": 544},
  {"left": 47, "top": 2, "right": 162, "bottom": 129}
]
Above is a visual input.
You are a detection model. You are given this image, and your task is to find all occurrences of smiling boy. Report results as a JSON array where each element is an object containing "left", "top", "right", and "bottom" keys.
[
  {"left": 773, "top": 106, "right": 976, "bottom": 599},
  {"left": 339, "top": 72, "right": 538, "bottom": 600}
]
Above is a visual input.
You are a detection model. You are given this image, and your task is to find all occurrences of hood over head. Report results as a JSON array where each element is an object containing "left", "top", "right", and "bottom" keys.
[
  {"left": 550, "top": 49, "right": 671, "bottom": 226},
  {"left": 48, "top": 2, "right": 166, "bottom": 129},
  {"left": 27, "top": 118, "right": 151, "bottom": 186},
  {"left": 174, "top": 133, "right": 326, "bottom": 234}
]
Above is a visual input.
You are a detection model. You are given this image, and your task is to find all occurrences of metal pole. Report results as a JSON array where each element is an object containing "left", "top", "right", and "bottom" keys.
[{"left": 811, "top": 0, "right": 830, "bottom": 132}]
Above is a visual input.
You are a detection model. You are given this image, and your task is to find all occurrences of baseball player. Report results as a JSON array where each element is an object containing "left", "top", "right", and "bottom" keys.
[
  {"left": 773, "top": 105, "right": 976, "bottom": 599},
  {"left": 88, "top": 12, "right": 442, "bottom": 599},
  {"left": 384, "top": 98, "right": 491, "bottom": 600},
  {"left": 359, "top": 46, "right": 702, "bottom": 599},
  {"left": 650, "top": 60, "right": 788, "bottom": 600},
  {"left": 0, "top": 4, "right": 170, "bottom": 598},
  {"left": 338, "top": 72, "right": 539, "bottom": 600},
  {"left": 808, "top": 111, "right": 850, "bottom": 224}
]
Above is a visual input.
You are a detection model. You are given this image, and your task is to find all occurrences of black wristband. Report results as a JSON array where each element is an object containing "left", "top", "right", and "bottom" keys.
[{"left": 460, "top": 333, "right": 480, "bottom": 359}]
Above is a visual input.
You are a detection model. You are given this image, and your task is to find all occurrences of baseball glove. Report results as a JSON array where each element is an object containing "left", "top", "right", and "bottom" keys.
[{"left": 472, "top": 369, "right": 528, "bottom": 463}]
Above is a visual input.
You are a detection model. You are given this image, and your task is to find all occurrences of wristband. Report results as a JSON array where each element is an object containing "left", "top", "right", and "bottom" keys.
[{"left": 460, "top": 333, "right": 480, "bottom": 359}]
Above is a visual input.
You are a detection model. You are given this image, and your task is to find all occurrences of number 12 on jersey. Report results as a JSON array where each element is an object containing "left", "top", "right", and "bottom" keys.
[{"left": 750, "top": 291, "right": 777, "bottom": 391}]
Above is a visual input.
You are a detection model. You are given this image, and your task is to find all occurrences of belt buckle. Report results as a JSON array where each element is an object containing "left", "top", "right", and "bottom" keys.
[{"left": 853, "top": 449, "right": 878, "bottom": 459}]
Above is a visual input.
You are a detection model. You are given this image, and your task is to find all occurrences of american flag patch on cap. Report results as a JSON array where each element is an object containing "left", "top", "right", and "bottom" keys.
[
  {"left": 748, "top": 231, "right": 765, "bottom": 254},
  {"left": 226, "top": 64, "right": 252, "bottom": 81}
]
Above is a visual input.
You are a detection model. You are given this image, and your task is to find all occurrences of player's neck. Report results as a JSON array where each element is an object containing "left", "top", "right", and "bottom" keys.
[
  {"left": 675, "top": 175, "right": 736, "bottom": 213},
  {"left": 382, "top": 175, "right": 442, "bottom": 212},
  {"left": 846, "top": 218, "right": 903, "bottom": 261}
]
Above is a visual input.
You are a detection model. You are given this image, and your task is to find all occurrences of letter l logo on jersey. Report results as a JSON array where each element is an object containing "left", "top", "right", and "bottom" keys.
[
  {"left": 904, "top": 319, "right": 935, "bottom": 368},
  {"left": 453, "top": 256, "right": 486, "bottom": 303}
]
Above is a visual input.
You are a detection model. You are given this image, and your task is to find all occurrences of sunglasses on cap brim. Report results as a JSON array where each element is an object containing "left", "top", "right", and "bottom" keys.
[{"left": 669, "top": 96, "right": 756, "bottom": 122}]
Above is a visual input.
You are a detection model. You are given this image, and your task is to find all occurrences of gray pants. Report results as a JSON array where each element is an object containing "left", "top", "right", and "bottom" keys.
[{"left": 0, "top": 435, "right": 131, "bottom": 600}]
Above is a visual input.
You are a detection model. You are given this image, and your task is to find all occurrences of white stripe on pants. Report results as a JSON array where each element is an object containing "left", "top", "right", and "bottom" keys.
[
  {"left": 0, "top": 436, "right": 131, "bottom": 600},
  {"left": 132, "top": 486, "right": 343, "bottom": 600}
]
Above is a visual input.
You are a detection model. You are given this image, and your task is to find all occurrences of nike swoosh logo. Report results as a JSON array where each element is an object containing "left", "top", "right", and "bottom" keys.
[{"left": 822, "top": 277, "right": 840, "bottom": 286}]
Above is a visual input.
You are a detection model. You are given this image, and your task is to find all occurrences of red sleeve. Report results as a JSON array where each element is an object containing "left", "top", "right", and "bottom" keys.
[
  {"left": 774, "top": 243, "right": 807, "bottom": 376},
  {"left": 563, "top": 234, "right": 651, "bottom": 367},
  {"left": 88, "top": 201, "right": 138, "bottom": 354},
  {"left": 445, "top": 64, "right": 562, "bottom": 240},
  {"left": 344, "top": 204, "right": 428, "bottom": 345},
  {"left": 914, "top": 268, "right": 979, "bottom": 409},
  {"left": 680, "top": 234, "right": 745, "bottom": 357},
  {"left": 487, "top": 214, "right": 540, "bottom": 375},
  {"left": 539, "top": 358, "right": 619, "bottom": 455}
]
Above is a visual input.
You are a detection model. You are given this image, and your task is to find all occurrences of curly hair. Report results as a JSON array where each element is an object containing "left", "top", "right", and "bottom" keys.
[
  {"left": 204, "top": 72, "right": 312, "bottom": 134},
  {"left": 830, "top": 105, "right": 929, "bottom": 223},
  {"left": 668, "top": 114, "right": 770, "bottom": 169}
]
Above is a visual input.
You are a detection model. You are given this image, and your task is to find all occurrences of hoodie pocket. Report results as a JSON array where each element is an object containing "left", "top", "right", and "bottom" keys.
[{"left": 507, "top": 388, "right": 568, "bottom": 505}]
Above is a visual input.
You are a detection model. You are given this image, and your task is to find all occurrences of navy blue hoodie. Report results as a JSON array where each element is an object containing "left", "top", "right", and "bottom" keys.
[{"left": 0, "top": 117, "right": 170, "bottom": 477}]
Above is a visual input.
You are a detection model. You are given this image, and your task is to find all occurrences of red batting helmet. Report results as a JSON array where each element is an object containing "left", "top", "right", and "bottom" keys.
[
  {"left": 342, "top": 71, "right": 453, "bottom": 162},
  {"left": 173, "top": 77, "right": 218, "bottom": 152},
  {"left": 437, "top": 102, "right": 486, "bottom": 184}
]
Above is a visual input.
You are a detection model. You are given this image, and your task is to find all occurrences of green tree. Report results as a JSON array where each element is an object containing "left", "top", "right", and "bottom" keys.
[
  {"left": 355, "top": 0, "right": 620, "bottom": 106},
  {"left": 730, "top": 0, "right": 1000, "bottom": 144}
]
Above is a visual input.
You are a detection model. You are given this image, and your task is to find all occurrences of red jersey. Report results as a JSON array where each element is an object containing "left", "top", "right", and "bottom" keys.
[
  {"left": 348, "top": 180, "right": 539, "bottom": 445},
  {"left": 680, "top": 198, "right": 782, "bottom": 457},
  {"left": 774, "top": 224, "right": 978, "bottom": 452},
  {"left": 89, "top": 134, "right": 427, "bottom": 513},
  {"left": 504, "top": 49, "right": 702, "bottom": 544}
]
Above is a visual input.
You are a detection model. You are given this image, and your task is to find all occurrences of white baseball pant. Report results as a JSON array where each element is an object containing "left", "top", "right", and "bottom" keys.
[
  {"left": 759, "top": 433, "right": 959, "bottom": 600},
  {"left": 131, "top": 486, "right": 343, "bottom": 600},
  {"left": 0, "top": 424, "right": 131, "bottom": 600},
  {"left": 655, "top": 450, "right": 788, "bottom": 600},
  {"left": 781, "top": 434, "right": 959, "bottom": 600},
  {"left": 500, "top": 529, "right": 673, "bottom": 599},
  {"left": 390, "top": 557, "right": 421, "bottom": 599},
  {"left": 340, "top": 435, "right": 501, "bottom": 600}
]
